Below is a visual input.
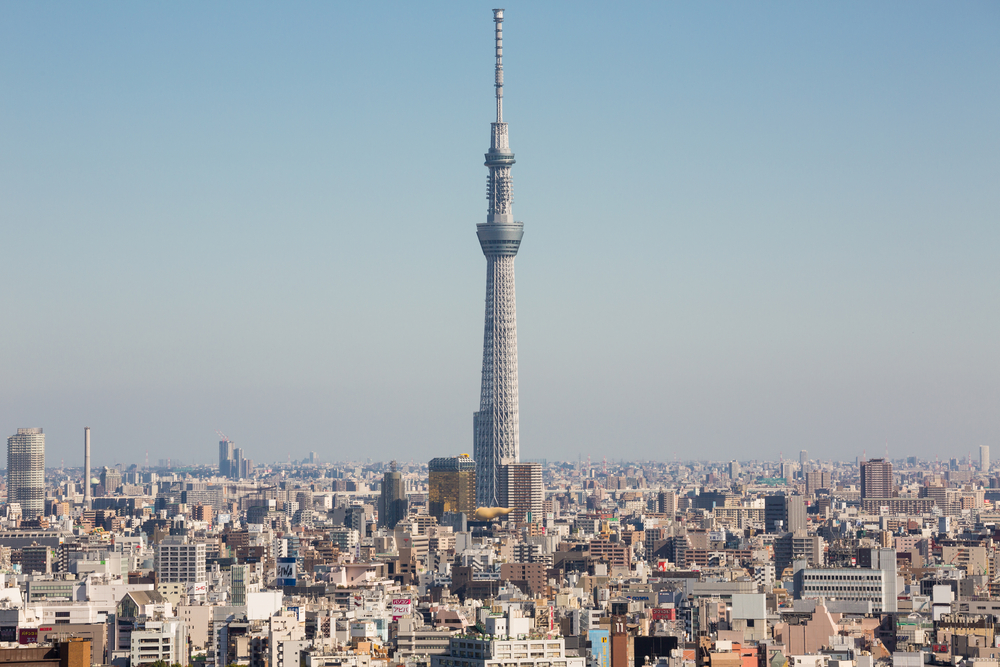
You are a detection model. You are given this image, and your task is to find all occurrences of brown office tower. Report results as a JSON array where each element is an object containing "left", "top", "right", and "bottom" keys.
[
  {"left": 428, "top": 455, "right": 476, "bottom": 519},
  {"left": 611, "top": 615, "right": 629, "bottom": 667},
  {"left": 860, "top": 458, "right": 893, "bottom": 499},
  {"left": 499, "top": 462, "right": 542, "bottom": 523}
]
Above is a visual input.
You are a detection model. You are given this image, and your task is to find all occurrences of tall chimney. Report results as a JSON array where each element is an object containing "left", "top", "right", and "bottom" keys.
[{"left": 84, "top": 427, "right": 91, "bottom": 509}]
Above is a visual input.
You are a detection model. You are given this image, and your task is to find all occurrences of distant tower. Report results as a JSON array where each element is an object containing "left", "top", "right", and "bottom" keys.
[
  {"left": 8, "top": 428, "right": 45, "bottom": 519},
  {"left": 84, "top": 427, "right": 92, "bottom": 509},
  {"left": 980, "top": 445, "right": 991, "bottom": 472},
  {"left": 379, "top": 461, "right": 407, "bottom": 529},
  {"left": 474, "top": 8, "right": 525, "bottom": 508},
  {"left": 860, "top": 458, "right": 893, "bottom": 499},
  {"left": 219, "top": 438, "right": 235, "bottom": 478}
]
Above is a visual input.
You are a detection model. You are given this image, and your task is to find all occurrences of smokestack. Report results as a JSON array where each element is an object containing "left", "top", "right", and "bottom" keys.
[{"left": 84, "top": 427, "right": 91, "bottom": 510}]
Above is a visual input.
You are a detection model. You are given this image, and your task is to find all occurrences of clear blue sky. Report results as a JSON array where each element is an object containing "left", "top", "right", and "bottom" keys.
[{"left": 2, "top": 2, "right": 997, "bottom": 468}]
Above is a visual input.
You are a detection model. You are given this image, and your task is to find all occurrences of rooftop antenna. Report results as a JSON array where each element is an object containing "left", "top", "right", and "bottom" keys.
[{"left": 493, "top": 8, "right": 504, "bottom": 124}]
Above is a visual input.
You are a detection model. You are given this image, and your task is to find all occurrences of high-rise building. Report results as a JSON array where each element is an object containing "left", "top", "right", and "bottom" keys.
[
  {"left": 764, "top": 494, "right": 806, "bottom": 534},
  {"left": 499, "top": 462, "right": 542, "bottom": 524},
  {"left": 799, "top": 450, "right": 809, "bottom": 474},
  {"left": 154, "top": 536, "right": 206, "bottom": 585},
  {"left": 805, "top": 470, "right": 832, "bottom": 496},
  {"left": 7, "top": 428, "right": 45, "bottom": 519},
  {"left": 227, "top": 446, "right": 252, "bottom": 480},
  {"left": 379, "top": 462, "right": 407, "bottom": 529},
  {"left": 219, "top": 439, "right": 234, "bottom": 478},
  {"left": 981, "top": 445, "right": 990, "bottom": 472},
  {"left": 428, "top": 455, "right": 476, "bottom": 519},
  {"left": 83, "top": 427, "right": 92, "bottom": 510},
  {"left": 774, "top": 530, "right": 824, "bottom": 576},
  {"left": 860, "top": 458, "right": 893, "bottom": 499},
  {"left": 474, "top": 9, "right": 525, "bottom": 508},
  {"left": 728, "top": 461, "right": 741, "bottom": 479},
  {"left": 100, "top": 466, "right": 122, "bottom": 495},
  {"left": 656, "top": 490, "right": 677, "bottom": 516}
]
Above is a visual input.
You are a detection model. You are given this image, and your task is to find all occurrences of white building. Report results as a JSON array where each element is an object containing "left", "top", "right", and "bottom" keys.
[
  {"left": 797, "top": 550, "right": 898, "bottom": 613},
  {"left": 270, "top": 612, "right": 308, "bottom": 667},
  {"left": 329, "top": 526, "right": 360, "bottom": 551},
  {"left": 130, "top": 619, "right": 188, "bottom": 666},
  {"left": 155, "top": 536, "right": 206, "bottom": 586},
  {"left": 431, "top": 636, "right": 585, "bottom": 667}
]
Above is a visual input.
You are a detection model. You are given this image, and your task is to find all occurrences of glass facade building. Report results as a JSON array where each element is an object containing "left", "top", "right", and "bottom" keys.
[{"left": 428, "top": 455, "right": 476, "bottom": 519}]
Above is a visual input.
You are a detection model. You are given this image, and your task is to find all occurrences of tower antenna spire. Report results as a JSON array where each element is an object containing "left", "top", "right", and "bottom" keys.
[
  {"left": 475, "top": 9, "right": 523, "bottom": 508},
  {"left": 494, "top": 8, "right": 504, "bottom": 123}
]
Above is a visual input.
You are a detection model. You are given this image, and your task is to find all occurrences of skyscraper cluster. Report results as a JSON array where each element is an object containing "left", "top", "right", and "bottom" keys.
[{"left": 218, "top": 439, "right": 253, "bottom": 480}]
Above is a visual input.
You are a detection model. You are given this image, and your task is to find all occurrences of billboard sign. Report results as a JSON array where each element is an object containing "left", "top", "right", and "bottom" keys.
[
  {"left": 391, "top": 598, "right": 412, "bottom": 619},
  {"left": 276, "top": 557, "right": 297, "bottom": 586}
]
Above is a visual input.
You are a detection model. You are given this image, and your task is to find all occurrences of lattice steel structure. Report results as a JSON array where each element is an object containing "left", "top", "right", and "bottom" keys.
[{"left": 474, "top": 8, "right": 524, "bottom": 508}]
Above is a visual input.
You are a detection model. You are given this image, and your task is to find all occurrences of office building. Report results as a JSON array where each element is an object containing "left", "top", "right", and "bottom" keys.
[
  {"left": 100, "top": 467, "right": 122, "bottom": 495},
  {"left": 860, "top": 458, "right": 893, "bottom": 499},
  {"left": 428, "top": 454, "right": 476, "bottom": 519},
  {"left": 981, "top": 445, "right": 990, "bottom": 472},
  {"left": 431, "top": 631, "right": 583, "bottom": 667},
  {"left": 764, "top": 494, "right": 806, "bottom": 533},
  {"left": 499, "top": 462, "right": 542, "bottom": 524},
  {"left": 232, "top": 447, "right": 252, "bottom": 480},
  {"left": 799, "top": 449, "right": 809, "bottom": 474},
  {"left": 795, "top": 548, "right": 897, "bottom": 613},
  {"left": 474, "top": 8, "right": 526, "bottom": 508},
  {"left": 774, "top": 530, "right": 824, "bottom": 576},
  {"left": 805, "top": 470, "right": 832, "bottom": 496},
  {"left": 154, "top": 536, "right": 206, "bottom": 585},
  {"left": 130, "top": 620, "right": 188, "bottom": 667},
  {"left": 219, "top": 439, "right": 234, "bottom": 478},
  {"left": 379, "top": 461, "right": 407, "bottom": 529},
  {"left": 83, "top": 427, "right": 92, "bottom": 510},
  {"left": 657, "top": 490, "right": 677, "bottom": 516},
  {"left": 7, "top": 428, "right": 45, "bottom": 519}
]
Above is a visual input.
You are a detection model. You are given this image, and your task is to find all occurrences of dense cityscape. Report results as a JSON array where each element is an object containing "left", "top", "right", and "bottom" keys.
[
  {"left": 2, "top": 6, "right": 995, "bottom": 667},
  {"left": 1, "top": 429, "right": 998, "bottom": 667}
]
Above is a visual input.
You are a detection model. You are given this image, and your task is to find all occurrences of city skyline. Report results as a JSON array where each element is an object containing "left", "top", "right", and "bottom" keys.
[{"left": 2, "top": 3, "right": 997, "bottom": 466}]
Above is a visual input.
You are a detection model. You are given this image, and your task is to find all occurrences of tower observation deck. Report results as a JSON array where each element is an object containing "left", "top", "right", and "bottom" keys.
[{"left": 474, "top": 8, "right": 524, "bottom": 508}]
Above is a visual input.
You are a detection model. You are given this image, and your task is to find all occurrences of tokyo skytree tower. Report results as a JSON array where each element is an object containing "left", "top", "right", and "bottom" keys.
[{"left": 474, "top": 8, "right": 523, "bottom": 508}]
